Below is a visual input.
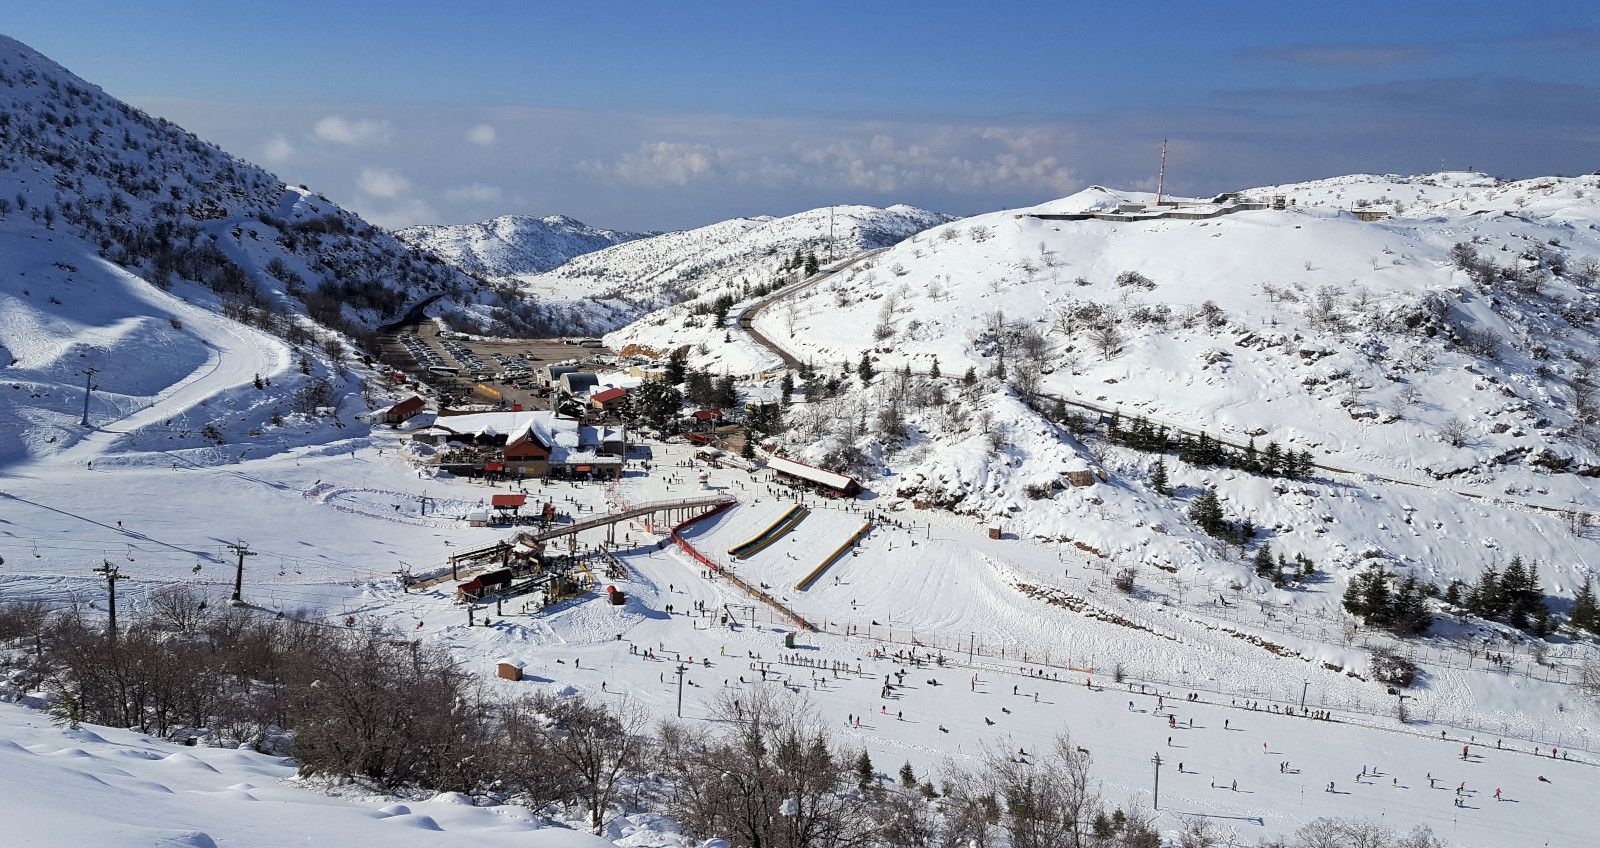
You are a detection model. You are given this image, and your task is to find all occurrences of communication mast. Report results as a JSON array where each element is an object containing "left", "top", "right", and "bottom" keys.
[{"left": 1155, "top": 138, "right": 1168, "bottom": 207}]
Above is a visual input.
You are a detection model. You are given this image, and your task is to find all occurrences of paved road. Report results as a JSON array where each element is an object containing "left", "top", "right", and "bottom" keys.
[{"left": 737, "top": 248, "right": 888, "bottom": 368}]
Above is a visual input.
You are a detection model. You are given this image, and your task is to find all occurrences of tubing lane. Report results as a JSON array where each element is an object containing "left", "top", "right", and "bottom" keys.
[
  {"left": 727, "top": 504, "right": 809, "bottom": 559},
  {"left": 794, "top": 521, "right": 872, "bottom": 591}
]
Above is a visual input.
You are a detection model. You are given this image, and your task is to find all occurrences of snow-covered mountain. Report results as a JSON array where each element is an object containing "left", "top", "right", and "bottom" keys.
[
  {"left": 396, "top": 214, "right": 653, "bottom": 278},
  {"left": 493, "top": 204, "right": 956, "bottom": 338},
  {"left": 0, "top": 34, "right": 538, "bottom": 338},
  {"left": 713, "top": 172, "right": 1600, "bottom": 616},
  {"left": 0, "top": 34, "right": 510, "bottom": 463}
]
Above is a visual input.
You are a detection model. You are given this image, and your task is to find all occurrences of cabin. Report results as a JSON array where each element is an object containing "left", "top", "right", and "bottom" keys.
[
  {"left": 767, "top": 456, "right": 862, "bottom": 497},
  {"left": 589, "top": 386, "right": 628, "bottom": 411},
  {"left": 383, "top": 396, "right": 426, "bottom": 424}
]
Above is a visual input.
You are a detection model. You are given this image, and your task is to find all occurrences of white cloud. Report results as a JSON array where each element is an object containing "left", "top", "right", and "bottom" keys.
[
  {"left": 442, "top": 183, "right": 503, "bottom": 203},
  {"left": 261, "top": 135, "right": 293, "bottom": 164},
  {"left": 584, "top": 141, "right": 720, "bottom": 187},
  {"left": 356, "top": 167, "right": 411, "bottom": 198},
  {"left": 313, "top": 115, "right": 392, "bottom": 145},
  {"left": 467, "top": 124, "right": 497, "bottom": 146},
  {"left": 359, "top": 197, "right": 439, "bottom": 230}
]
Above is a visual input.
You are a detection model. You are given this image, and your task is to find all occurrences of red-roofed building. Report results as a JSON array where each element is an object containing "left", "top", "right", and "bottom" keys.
[
  {"left": 589, "top": 387, "right": 628, "bottom": 411},
  {"left": 491, "top": 493, "right": 526, "bottom": 519},
  {"left": 383, "top": 395, "right": 426, "bottom": 424}
]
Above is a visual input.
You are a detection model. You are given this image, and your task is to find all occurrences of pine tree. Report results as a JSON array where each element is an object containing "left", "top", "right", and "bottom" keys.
[
  {"left": 299, "top": 354, "right": 311, "bottom": 375},
  {"left": 1469, "top": 564, "right": 1502, "bottom": 619},
  {"left": 1361, "top": 568, "right": 1392, "bottom": 626},
  {"left": 1150, "top": 459, "right": 1172, "bottom": 497},
  {"left": 1243, "top": 438, "right": 1260, "bottom": 473},
  {"left": 1570, "top": 579, "right": 1600, "bottom": 636},
  {"left": 929, "top": 358, "right": 941, "bottom": 379},
  {"left": 1502, "top": 557, "right": 1531, "bottom": 628},
  {"left": 1188, "top": 489, "right": 1226, "bottom": 536},
  {"left": 1052, "top": 396, "right": 1068, "bottom": 424},
  {"left": 665, "top": 349, "right": 688, "bottom": 385},
  {"left": 961, "top": 366, "right": 977, "bottom": 389},
  {"left": 779, "top": 371, "right": 794, "bottom": 405},
  {"left": 858, "top": 353, "right": 873, "bottom": 386},
  {"left": 899, "top": 761, "right": 916, "bottom": 788},
  {"left": 1253, "top": 542, "right": 1275, "bottom": 578},
  {"left": 253, "top": 373, "right": 264, "bottom": 390},
  {"left": 1262, "top": 441, "right": 1283, "bottom": 476},
  {"left": 1390, "top": 573, "right": 1433, "bottom": 635},
  {"left": 855, "top": 750, "right": 875, "bottom": 791},
  {"left": 740, "top": 430, "right": 755, "bottom": 460}
]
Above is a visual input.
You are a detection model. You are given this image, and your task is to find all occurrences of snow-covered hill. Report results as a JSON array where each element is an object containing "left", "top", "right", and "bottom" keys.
[
  {"left": 484, "top": 203, "right": 954, "bottom": 342},
  {"left": 0, "top": 700, "right": 615, "bottom": 848},
  {"left": 0, "top": 34, "right": 499, "bottom": 464},
  {"left": 733, "top": 172, "right": 1600, "bottom": 618},
  {"left": 396, "top": 214, "right": 652, "bottom": 278}
]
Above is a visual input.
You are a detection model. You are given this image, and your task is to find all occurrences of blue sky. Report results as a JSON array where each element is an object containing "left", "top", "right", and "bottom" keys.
[{"left": 4, "top": 1, "right": 1597, "bottom": 230}]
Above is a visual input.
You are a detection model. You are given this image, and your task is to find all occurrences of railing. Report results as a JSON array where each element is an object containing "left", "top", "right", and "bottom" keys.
[{"left": 670, "top": 502, "right": 817, "bottom": 632}]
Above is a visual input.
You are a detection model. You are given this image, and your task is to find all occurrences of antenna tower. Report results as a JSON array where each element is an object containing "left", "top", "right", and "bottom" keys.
[{"left": 1155, "top": 138, "right": 1168, "bottom": 206}]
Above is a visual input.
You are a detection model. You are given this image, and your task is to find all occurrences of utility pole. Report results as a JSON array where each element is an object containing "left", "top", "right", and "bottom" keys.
[
  {"left": 1155, "top": 138, "right": 1168, "bottom": 207},
  {"left": 226, "top": 541, "right": 255, "bottom": 606},
  {"left": 419, "top": 491, "right": 432, "bottom": 516},
  {"left": 80, "top": 365, "right": 100, "bottom": 427},
  {"left": 1152, "top": 752, "right": 1162, "bottom": 810},
  {"left": 93, "top": 561, "right": 123, "bottom": 637},
  {"left": 675, "top": 663, "right": 687, "bottom": 717},
  {"left": 828, "top": 206, "right": 835, "bottom": 263},
  {"left": 1301, "top": 679, "right": 1310, "bottom": 713}
]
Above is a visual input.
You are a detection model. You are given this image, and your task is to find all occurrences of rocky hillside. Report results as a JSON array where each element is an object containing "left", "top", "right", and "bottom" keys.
[{"left": 0, "top": 33, "right": 565, "bottom": 340}]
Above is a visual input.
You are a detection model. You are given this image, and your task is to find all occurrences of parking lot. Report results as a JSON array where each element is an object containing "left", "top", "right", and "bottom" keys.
[{"left": 377, "top": 322, "right": 615, "bottom": 412}]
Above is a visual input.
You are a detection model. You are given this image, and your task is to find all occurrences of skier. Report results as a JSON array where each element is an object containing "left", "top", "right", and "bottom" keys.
[{"left": 1494, "top": 788, "right": 1501, "bottom": 801}]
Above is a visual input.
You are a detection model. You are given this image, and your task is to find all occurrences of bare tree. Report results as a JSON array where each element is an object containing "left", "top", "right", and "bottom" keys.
[
  {"left": 1440, "top": 416, "right": 1470, "bottom": 447},
  {"left": 147, "top": 584, "right": 209, "bottom": 634},
  {"left": 1089, "top": 324, "right": 1123, "bottom": 360}
]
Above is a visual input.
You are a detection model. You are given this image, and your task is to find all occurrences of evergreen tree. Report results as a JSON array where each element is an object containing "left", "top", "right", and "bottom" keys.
[
  {"left": 1570, "top": 579, "right": 1600, "bottom": 637},
  {"left": 740, "top": 430, "right": 756, "bottom": 460},
  {"left": 899, "top": 761, "right": 916, "bottom": 788},
  {"left": 1390, "top": 573, "right": 1433, "bottom": 635},
  {"left": 299, "top": 354, "right": 311, "bottom": 375},
  {"left": 1052, "top": 396, "right": 1068, "bottom": 424},
  {"left": 804, "top": 251, "right": 819, "bottom": 276},
  {"left": 1150, "top": 459, "right": 1172, "bottom": 497},
  {"left": 1243, "top": 438, "right": 1260, "bottom": 473},
  {"left": 961, "top": 366, "right": 977, "bottom": 389},
  {"left": 1442, "top": 579, "right": 1466, "bottom": 608},
  {"left": 253, "top": 372, "right": 264, "bottom": 390},
  {"left": 855, "top": 750, "right": 875, "bottom": 791},
  {"left": 929, "top": 357, "right": 941, "bottom": 379},
  {"left": 1502, "top": 557, "right": 1532, "bottom": 628},
  {"left": 1253, "top": 542, "right": 1275, "bottom": 578},
  {"left": 664, "top": 348, "right": 688, "bottom": 385},
  {"left": 1361, "top": 568, "right": 1393, "bottom": 626},
  {"left": 1469, "top": 564, "right": 1503, "bottom": 619},
  {"left": 858, "top": 352, "right": 873, "bottom": 386},
  {"left": 1262, "top": 441, "right": 1283, "bottom": 476},
  {"left": 1188, "top": 489, "right": 1227, "bottom": 536},
  {"left": 779, "top": 371, "right": 795, "bottom": 405}
]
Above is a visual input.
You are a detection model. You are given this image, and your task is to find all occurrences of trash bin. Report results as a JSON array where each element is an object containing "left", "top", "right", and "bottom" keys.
[{"left": 784, "top": 632, "right": 796, "bottom": 649}]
